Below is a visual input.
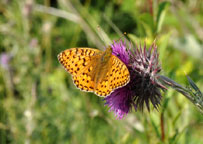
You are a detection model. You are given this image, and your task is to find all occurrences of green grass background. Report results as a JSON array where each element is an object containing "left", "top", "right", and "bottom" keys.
[{"left": 0, "top": 0, "right": 202, "bottom": 143}]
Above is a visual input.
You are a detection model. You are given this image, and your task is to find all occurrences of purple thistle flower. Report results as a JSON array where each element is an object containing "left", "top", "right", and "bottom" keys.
[
  {"left": 111, "top": 40, "right": 131, "bottom": 65},
  {"left": 104, "top": 40, "right": 166, "bottom": 119},
  {"left": 0, "top": 53, "right": 10, "bottom": 69},
  {"left": 105, "top": 86, "right": 135, "bottom": 119}
]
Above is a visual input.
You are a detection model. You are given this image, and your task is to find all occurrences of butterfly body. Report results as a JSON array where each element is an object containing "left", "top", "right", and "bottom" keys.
[
  {"left": 91, "top": 46, "right": 113, "bottom": 89},
  {"left": 58, "top": 46, "right": 130, "bottom": 97}
]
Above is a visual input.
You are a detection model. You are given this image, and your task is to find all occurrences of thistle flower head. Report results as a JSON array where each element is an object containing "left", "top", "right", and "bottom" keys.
[
  {"left": 104, "top": 40, "right": 166, "bottom": 119},
  {"left": 111, "top": 40, "right": 131, "bottom": 65},
  {"left": 130, "top": 43, "right": 166, "bottom": 110}
]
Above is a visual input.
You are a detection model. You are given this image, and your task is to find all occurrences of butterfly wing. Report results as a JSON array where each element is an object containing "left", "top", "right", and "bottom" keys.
[
  {"left": 95, "top": 55, "right": 130, "bottom": 96},
  {"left": 58, "top": 48, "right": 101, "bottom": 76},
  {"left": 58, "top": 48, "right": 101, "bottom": 92},
  {"left": 58, "top": 48, "right": 130, "bottom": 97}
]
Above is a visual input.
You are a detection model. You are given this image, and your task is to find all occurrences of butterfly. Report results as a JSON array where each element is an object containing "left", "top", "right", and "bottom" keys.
[{"left": 58, "top": 46, "right": 130, "bottom": 97}]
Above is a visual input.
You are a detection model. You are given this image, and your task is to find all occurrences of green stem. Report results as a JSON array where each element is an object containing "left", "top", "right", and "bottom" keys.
[{"left": 157, "top": 75, "right": 203, "bottom": 114}]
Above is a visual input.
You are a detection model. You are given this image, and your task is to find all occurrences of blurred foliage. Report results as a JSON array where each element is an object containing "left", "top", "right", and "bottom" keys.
[{"left": 0, "top": 0, "right": 202, "bottom": 143}]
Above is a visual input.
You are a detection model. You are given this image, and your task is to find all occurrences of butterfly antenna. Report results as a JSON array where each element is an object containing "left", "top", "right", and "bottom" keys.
[{"left": 113, "top": 32, "right": 127, "bottom": 43}]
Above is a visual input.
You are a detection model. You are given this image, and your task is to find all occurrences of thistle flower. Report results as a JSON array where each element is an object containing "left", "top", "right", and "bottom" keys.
[
  {"left": 0, "top": 53, "right": 10, "bottom": 70},
  {"left": 104, "top": 40, "right": 166, "bottom": 119}
]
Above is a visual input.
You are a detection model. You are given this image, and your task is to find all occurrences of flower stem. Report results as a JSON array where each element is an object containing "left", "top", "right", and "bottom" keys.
[
  {"left": 157, "top": 75, "right": 203, "bottom": 114},
  {"left": 160, "top": 112, "right": 165, "bottom": 142}
]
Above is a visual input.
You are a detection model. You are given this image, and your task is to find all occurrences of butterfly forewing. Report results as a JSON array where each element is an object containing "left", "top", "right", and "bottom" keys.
[
  {"left": 58, "top": 48, "right": 101, "bottom": 76},
  {"left": 95, "top": 55, "right": 130, "bottom": 96}
]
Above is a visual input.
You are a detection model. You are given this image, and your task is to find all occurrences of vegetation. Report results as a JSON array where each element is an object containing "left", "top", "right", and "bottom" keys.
[{"left": 0, "top": 0, "right": 202, "bottom": 143}]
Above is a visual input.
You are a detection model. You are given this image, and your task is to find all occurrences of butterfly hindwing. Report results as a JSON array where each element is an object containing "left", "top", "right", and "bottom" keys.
[{"left": 72, "top": 73, "right": 95, "bottom": 92}]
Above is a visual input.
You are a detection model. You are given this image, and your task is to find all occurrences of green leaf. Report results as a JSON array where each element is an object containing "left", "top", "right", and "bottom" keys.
[
  {"left": 169, "top": 129, "right": 179, "bottom": 144},
  {"left": 162, "top": 97, "right": 170, "bottom": 113},
  {"left": 140, "top": 13, "right": 154, "bottom": 36},
  {"left": 156, "top": 2, "right": 170, "bottom": 33},
  {"left": 150, "top": 118, "right": 161, "bottom": 139}
]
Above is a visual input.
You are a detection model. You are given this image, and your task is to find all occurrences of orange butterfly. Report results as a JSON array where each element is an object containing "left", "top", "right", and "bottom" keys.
[{"left": 58, "top": 46, "right": 130, "bottom": 97}]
